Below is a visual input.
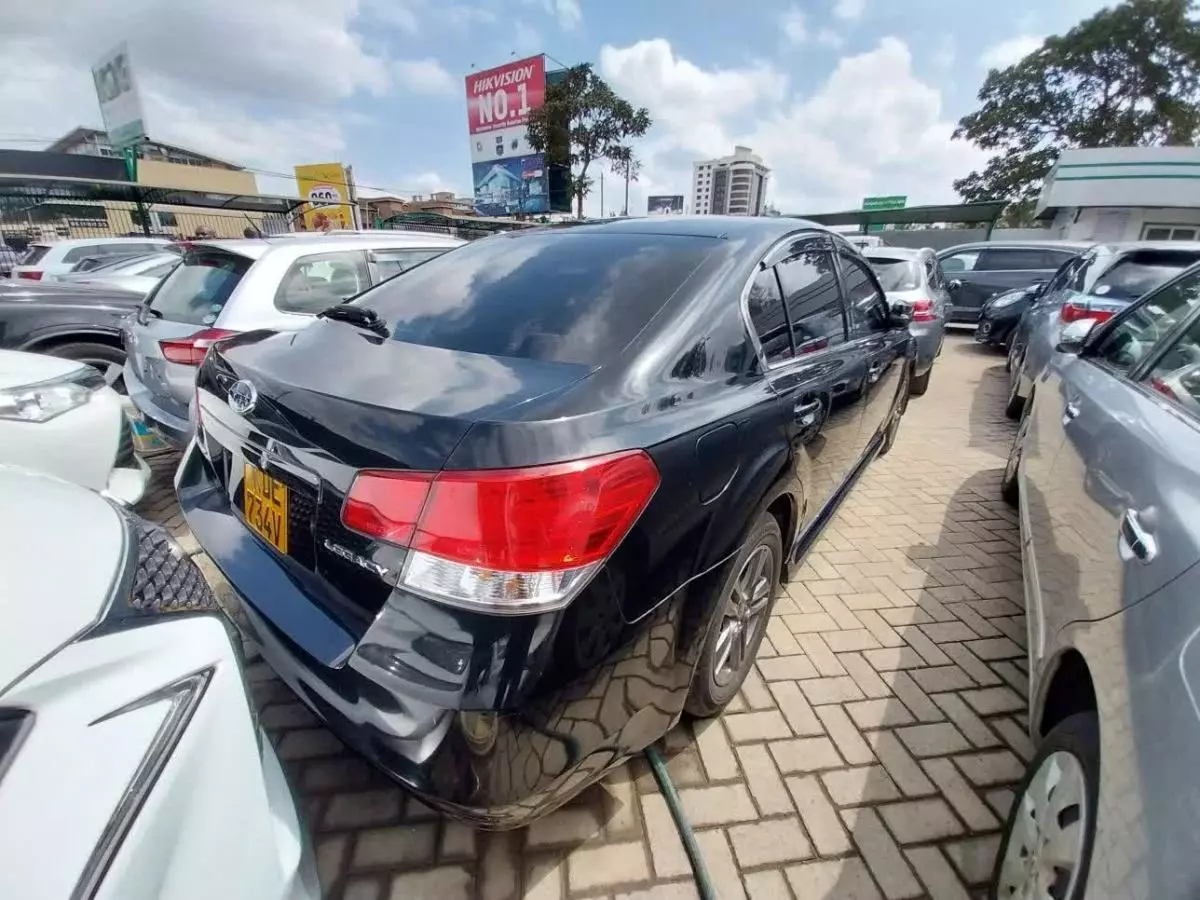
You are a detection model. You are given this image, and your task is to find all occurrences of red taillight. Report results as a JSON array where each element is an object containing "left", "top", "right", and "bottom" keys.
[
  {"left": 910, "top": 298, "right": 936, "bottom": 322},
  {"left": 17, "top": 270, "right": 42, "bottom": 281},
  {"left": 1060, "top": 302, "right": 1114, "bottom": 326},
  {"left": 159, "top": 328, "right": 237, "bottom": 365},
  {"left": 342, "top": 450, "right": 660, "bottom": 611}
]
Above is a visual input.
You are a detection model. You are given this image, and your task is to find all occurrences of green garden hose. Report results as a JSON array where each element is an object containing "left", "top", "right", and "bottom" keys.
[{"left": 643, "top": 745, "right": 718, "bottom": 900}]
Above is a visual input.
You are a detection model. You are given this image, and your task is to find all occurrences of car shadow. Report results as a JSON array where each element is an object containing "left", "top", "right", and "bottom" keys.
[{"left": 967, "top": 354, "right": 1018, "bottom": 453}]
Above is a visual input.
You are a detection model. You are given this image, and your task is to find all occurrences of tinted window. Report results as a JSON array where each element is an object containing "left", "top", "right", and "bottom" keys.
[
  {"left": 21, "top": 245, "right": 49, "bottom": 265},
  {"left": 1093, "top": 270, "right": 1200, "bottom": 372},
  {"left": 746, "top": 267, "right": 791, "bottom": 365},
  {"left": 1042, "top": 255, "right": 1084, "bottom": 295},
  {"left": 868, "top": 257, "right": 922, "bottom": 292},
  {"left": 148, "top": 249, "right": 252, "bottom": 325},
  {"left": 275, "top": 251, "right": 370, "bottom": 314},
  {"left": 1088, "top": 250, "right": 1200, "bottom": 302},
  {"left": 364, "top": 232, "right": 715, "bottom": 365},
  {"left": 1142, "top": 315, "right": 1200, "bottom": 419},
  {"left": 371, "top": 248, "right": 451, "bottom": 282},
  {"left": 974, "top": 248, "right": 1067, "bottom": 271},
  {"left": 777, "top": 248, "right": 844, "bottom": 354},
  {"left": 939, "top": 250, "right": 979, "bottom": 273},
  {"left": 839, "top": 252, "right": 890, "bottom": 334}
]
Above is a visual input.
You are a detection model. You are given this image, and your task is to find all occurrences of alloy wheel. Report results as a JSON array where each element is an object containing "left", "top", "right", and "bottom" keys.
[
  {"left": 996, "top": 751, "right": 1088, "bottom": 900},
  {"left": 712, "top": 544, "right": 774, "bottom": 686}
]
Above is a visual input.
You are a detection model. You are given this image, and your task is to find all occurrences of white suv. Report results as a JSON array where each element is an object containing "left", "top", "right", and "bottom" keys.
[
  {"left": 123, "top": 231, "right": 463, "bottom": 446},
  {"left": 11, "top": 237, "right": 175, "bottom": 283}
]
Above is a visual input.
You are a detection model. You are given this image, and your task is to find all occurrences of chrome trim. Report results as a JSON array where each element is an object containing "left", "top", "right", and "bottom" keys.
[{"left": 72, "top": 667, "right": 214, "bottom": 900}]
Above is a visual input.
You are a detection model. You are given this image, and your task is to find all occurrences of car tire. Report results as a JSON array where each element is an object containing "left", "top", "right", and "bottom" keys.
[
  {"left": 989, "top": 713, "right": 1100, "bottom": 900},
  {"left": 909, "top": 367, "right": 931, "bottom": 397},
  {"left": 1005, "top": 359, "right": 1026, "bottom": 420},
  {"left": 1001, "top": 401, "right": 1031, "bottom": 508},
  {"left": 42, "top": 341, "right": 126, "bottom": 393},
  {"left": 685, "top": 513, "right": 783, "bottom": 719}
]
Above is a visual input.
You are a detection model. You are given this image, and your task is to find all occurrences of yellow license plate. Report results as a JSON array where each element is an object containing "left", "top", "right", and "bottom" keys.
[{"left": 243, "top": 462, "right": 288, "bottom": 553}]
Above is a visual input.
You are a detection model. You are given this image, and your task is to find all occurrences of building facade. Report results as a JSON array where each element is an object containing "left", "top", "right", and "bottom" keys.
[
  {"left": 1038, "top": 146, "right": 1200, "bottom": 242},
  {"left": 691, "top": 146, "right": 770, "bottom": 216}
]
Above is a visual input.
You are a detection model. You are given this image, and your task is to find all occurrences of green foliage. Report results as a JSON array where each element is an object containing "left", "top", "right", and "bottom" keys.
[
  {"left": 527, "top": 64, "right": 651, "bottom": 217},
  {"left": 954, "top": 0, "right": 1200, "bottom": 212}
]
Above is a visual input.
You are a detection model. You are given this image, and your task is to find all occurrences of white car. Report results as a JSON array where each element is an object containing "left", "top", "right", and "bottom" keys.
[
  {"left": 0, "top": 468, "right": 319, "bottom": 900},
  {"left": 11, "top": 237, "right": 175, "bottom": 283},
  {"left": 0, "top": 349, "right": 150, "bottom": 504}
]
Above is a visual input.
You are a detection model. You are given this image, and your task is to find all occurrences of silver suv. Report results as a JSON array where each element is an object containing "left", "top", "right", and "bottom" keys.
[{"left": 123, "top": 231, "right": 462, "bottom": 446}]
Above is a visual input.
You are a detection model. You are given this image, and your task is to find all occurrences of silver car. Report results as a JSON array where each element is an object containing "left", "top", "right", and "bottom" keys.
[
  {"left": 123, "top": 232, "right": 462, "bottom": 446},
  {"left": 997, "top": 262, "right": 1200, "bottom": 900},
  {"left": 56, "top": 251, "right": 181, "bottom": 295},
  {"left": 1005, "top": 242, "right": 1200, "bottom": 419},
  {"left": 863, "top": 246, "right": 950, "bottom": 396}
]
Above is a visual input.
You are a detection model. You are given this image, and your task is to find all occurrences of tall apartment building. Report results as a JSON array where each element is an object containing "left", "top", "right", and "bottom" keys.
[{"left": 691, "top": 146, "right": 770, "bottom": 216}]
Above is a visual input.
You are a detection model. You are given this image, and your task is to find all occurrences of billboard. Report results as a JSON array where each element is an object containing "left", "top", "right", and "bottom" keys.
[
  {"left": 465, "top": 56, "right": 549, "bottom": 216},
  {"left": 648, "top": 195, "right": 684, "bottom": 215},
  {"left": 294, "top": 163, "right": 356, "bottom": 231},
  {"left": 92, "top": 43, "right": 147, "bottom": 151},
  {"left": 862, "top": 195, "right": 907, "bottom": 233}
]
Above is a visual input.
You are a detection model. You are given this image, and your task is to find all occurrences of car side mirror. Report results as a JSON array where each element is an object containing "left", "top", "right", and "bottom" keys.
[
  {"left": 948, "top": 278, "right": 962, "bottom": 291},
  {"left": 889, "top": 302, "right": 913, "bottom": 326},
  {"left": 1056, "top": 318, "right": 1097, "bottom": 355}
]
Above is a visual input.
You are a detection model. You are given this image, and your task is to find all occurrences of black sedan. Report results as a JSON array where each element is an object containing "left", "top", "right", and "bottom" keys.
[
  {"left": 178, "top": 216, "right": 915, "bottom": 826},
  {"left": 0, "top": 280, "right": 142, "bottom": 380},
  {"left": 973, "top": 284, "right": 1040, "bottom": 349}
]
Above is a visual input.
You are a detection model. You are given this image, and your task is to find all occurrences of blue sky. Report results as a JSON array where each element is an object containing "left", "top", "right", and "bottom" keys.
[{"left": 3, "top": 0, "right": 1110, "bottom": 216}]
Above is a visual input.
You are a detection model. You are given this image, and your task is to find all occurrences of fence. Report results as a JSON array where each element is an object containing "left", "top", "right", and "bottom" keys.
[{"left": 0, "top": 177, "right": 300, "bottom": 251}]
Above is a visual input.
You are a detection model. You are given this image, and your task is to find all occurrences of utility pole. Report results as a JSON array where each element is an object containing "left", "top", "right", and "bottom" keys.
[{"left": 600, "top": 171, "right": 604, "bottom": 218}]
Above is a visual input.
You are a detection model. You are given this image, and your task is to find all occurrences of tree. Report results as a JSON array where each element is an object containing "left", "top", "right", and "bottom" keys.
[
  {"left": 953, "top": 0, "right": 1200, "bottom": 215},
  {"left": 527, "top": 64, "right": 651, "bottom": 217},
  {"left": 609, "top": 147, "right": 641, "bottom": 216}
]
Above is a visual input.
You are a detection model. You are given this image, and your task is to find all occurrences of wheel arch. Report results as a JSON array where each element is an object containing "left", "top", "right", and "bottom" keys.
[{"left": 1036, "top": 648, "right": 1098, "bottom": 740}]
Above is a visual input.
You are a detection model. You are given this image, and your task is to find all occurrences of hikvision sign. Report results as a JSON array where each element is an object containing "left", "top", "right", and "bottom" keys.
[{"left": 465, "top": 56, "right": 546, "bottom": 136}]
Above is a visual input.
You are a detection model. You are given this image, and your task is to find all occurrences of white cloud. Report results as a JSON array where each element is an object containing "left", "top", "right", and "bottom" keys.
[
  {"left": 817, "top": 28, "right": 844, "bottom": 48},
  {"left": 552, "top": 0, "right": 582, "bottom": 30},
  {"left": 833, "top": 0, "right": 865, "bottom": 22},
  {"left": 599, "top": 36, "right": 985, "bottom": 215},
  {"left": 393, "top": 58, "right": 456, "bottom": 95},
  {"left": 981, "top": 35, "right": 1042, "bottom": 69},
  {"left": 781, "top": 7, "right": 807, "bottom": 44},
  {"left": 513, "top": 21, "right": 543, "bottom": 55}
]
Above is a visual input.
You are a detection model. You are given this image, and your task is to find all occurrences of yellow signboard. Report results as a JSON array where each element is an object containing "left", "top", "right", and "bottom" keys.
[{"left": 294, "top": 162, "right": 356, "bottom": 231}]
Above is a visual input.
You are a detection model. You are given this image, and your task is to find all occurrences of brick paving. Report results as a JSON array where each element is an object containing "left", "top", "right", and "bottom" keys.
[{"left": 138, "top": 334, "right": 1026, "bottom": 899}]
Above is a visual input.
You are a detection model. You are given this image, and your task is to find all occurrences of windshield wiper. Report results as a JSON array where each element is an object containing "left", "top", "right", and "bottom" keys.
[{"left": 317, "top": 303, "right": 389, "bottom": 337}]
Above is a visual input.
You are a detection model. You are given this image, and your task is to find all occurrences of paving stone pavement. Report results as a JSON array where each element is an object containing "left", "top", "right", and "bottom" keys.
[{"left": 137, "top": 334, "right": 1027, "bottom": 899}]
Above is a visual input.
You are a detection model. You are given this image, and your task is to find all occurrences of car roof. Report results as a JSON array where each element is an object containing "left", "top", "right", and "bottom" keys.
[
  {"left": 518, "top": 214, "right": 830, "bottom": 242},
  {"left": 32, "top": 236, "right": 173, "bottom": 249},
  {"left": 1095, "top": 241, "right": 1200, "bottom": 254},
  {"left": 862, "top": 246, "right": 928, "bottom": 259},
  {"left": 938, "top": 240, "right": 1092, "bottom": 254},
  {"left": 191, "top": 231, "right": 463, "bottom": 262}
]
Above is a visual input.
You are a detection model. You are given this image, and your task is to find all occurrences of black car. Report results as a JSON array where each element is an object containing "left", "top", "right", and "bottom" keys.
[
  {"left": 0, "top": 280, "right": 143, "bottom": 377},
  {"left": 973, "top": 284, "right": 1041, "bottom": 349},
  {"left": 178, "top": 216, "right": 915, "bottom": 826},
  {"left": 938, "top": 240, "right": 1088, "bottom": 324}
]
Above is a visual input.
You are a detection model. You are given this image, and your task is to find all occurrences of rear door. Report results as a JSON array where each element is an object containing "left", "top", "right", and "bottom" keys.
[
  {"left": 749, "top": 236, "right": 862, "bottom": 520},
  {"left": 1038, "top": 268, "right": 1200, "bottom": 637},
  {"left": 836, "top": 247, "right": 907, "bottom": 448}
]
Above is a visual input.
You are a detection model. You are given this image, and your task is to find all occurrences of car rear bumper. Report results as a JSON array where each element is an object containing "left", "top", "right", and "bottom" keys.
[
  {"left": 176, "top": 440, "right": 693, "bottom": 827},
  {"left": 910, "top": 323, "right": 942, "bottom": 375},
  {"left": 124, "top": 360, "right": 192, "bottom": 448},
  {"left": 947, "top": 306, "right": 981, "bottom": 324}
]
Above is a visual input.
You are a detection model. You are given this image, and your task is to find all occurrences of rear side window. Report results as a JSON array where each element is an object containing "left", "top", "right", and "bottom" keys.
[
  {"left": 1093, "top": 269, "right": 1200, "bottom": 372},
  {"left": 777, "top": 247, "right": 844, "bottom": 353},
  {"left": 62, "top": 245, "right": 108, "bottom": 264},
  {"left": 275, "top": 251, "right": 370, "bottom": 314},
  {"left": 148, "top": 249, "right": 251, "bottom": 325},
  {"left": 370, "top": 248, "right": 451, "bottom": 282},
  {"left": 1089, "top": 251, "right": 1200, "bottom": 303},
  {"left": 746, "top": 267, "right": 792, "bottom": 365},
  {"left": 975, "top": 248, "right": 1066, "bottom": 271},
  {"left": 21, "top": 245, "right": 49, "bottom": 265},
  {"left": 1142, "top": 314, "right": 1200, "bottom": 419},
  {"left": 362, "top": 232, "right": 715, "bottom": 365},
  {"left": 939, "top": 250, "right": 978, "bottom": 273}
]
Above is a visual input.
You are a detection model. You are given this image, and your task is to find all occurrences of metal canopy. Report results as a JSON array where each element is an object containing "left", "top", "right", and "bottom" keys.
[
  {"left": 789, "top": 200, "right": 1007, "bottom": 231},
  {"left": 0, "top": 173, "right": 304, "bottom": 214}
]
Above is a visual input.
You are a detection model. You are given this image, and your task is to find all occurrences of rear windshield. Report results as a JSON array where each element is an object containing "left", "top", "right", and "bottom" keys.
[
  {"left": 357, "top": 232, "right": 716, "bottom": 365},
  {"left": 868, "top": 257, "right": 922, "bottom": 292},
  {"left": 148, "top": 248, "right": 252, "bottom": 325},
  {"left": 21, "top": 245, "right": 49, "bottom": 265},
  {"left": 1089, "top": 250, "right": 1200, "bottom": 303}
]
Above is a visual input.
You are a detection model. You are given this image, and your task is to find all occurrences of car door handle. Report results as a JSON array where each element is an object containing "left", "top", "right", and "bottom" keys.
[
  {"left": 794, "top": 398, "right": 823, "bottom": 427},
  {"left": 1120, "top": 509, "right": 1158, "bottom": 563},
  {"left": 1063, "top": 401, "right": 1080, "bottom": 424}
]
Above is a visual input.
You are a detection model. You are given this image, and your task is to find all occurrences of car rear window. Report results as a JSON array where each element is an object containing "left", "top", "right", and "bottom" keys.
[
  {"left": 21, "top": 245, "right": 49, "bottom": 265},
  {"left": 868, "top": 257, "right": 922, "bottom": 292},
  {"left": 1089, "top": 251, "right": 1200, "bottom": 303},
  {"left": 148, "top": 248, "right": 252, "bottom": 325},
  {"left": 359, "top": 232, "right": 716, "bottom": 365}
]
